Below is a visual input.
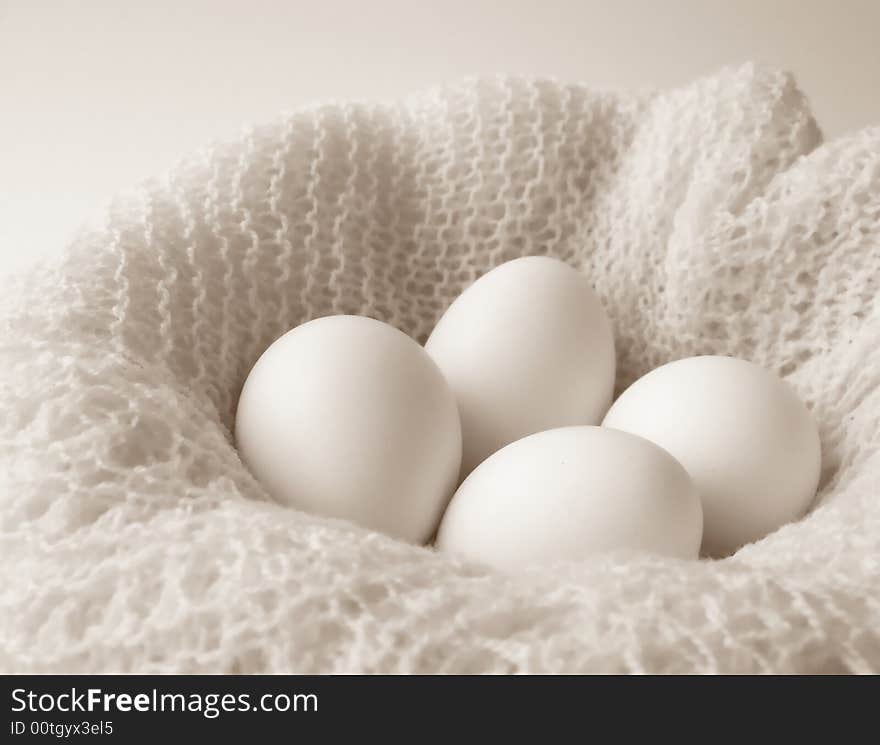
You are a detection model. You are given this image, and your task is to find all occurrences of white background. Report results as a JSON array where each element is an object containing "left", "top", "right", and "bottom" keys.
[{"left": 2, "top": 0, "right": 879, "bottom": 276}]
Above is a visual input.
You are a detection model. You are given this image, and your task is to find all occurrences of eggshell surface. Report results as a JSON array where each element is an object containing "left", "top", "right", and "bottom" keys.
[
  {"left": 602, "top": 355, "right": 821, "bottom": 557},
  {"left": 425, "top": 256, "right": 615, "bottom": 477},
  {"left": 435, "top": 426, "right": 702, "bottom": 571},
  {"left": 235, "top": 315, "right": 462, "bottom": 543}
]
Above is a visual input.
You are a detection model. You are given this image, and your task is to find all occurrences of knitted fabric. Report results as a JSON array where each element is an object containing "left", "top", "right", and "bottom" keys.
[{"left": 1, "top": 64, "right": 878, "bottom": 673}]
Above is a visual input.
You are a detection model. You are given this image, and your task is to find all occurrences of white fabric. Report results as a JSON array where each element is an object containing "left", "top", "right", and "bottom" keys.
[{"left": 1, "top": 64, "right": 878, "bottom": 674}]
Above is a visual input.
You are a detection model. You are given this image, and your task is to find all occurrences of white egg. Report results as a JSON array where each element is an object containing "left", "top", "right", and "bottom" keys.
[
  {"left": 435, "top": 426, "right": 702, "bottom": 570},
  {"left": 602, "top": 355, "right": 821, "bottom": 557},
  {"left": 426, "top": 256, "right": 615, "bottom": 477},
  {"left": 235, "top": 315, "right": 462, "bottom": 543}
]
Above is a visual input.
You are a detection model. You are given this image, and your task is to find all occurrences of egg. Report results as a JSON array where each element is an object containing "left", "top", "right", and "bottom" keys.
[
  {"left": 426, "top": 256, "right": 615, "bottom": 477},
  {"left": 602, "top": 355, "right": 821, "bottom": 557},
  {"left": 235, "top": 315, "right": 462, "bottom": 543},
  {"left": 435, "top": 426, "right": 702, "bottom": 570}
]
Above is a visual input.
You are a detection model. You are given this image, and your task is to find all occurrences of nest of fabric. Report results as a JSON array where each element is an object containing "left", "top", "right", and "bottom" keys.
[{"left": 1, "top": 64, "right": 878, "bottom": 673}]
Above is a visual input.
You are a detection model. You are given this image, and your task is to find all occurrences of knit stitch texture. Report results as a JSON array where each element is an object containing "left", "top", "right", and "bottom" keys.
[{"left": 1, "top": 64, "right": 878, "bottom": 673}]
